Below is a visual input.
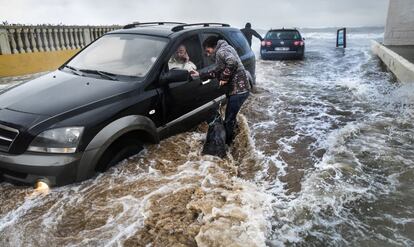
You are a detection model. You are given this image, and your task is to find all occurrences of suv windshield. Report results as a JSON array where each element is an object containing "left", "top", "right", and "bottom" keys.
[
  {"left": 266, "top": 31, "right": 301, "bottom": 40},
  {"left": 66, "top": 34, "right": 168, "bottom": 78}
]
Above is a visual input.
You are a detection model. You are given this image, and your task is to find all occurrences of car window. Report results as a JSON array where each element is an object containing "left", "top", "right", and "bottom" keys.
[
  {"left": 168, "top": 35, "right": 203, "bottom": 71},
  {"left": 266, "top": 31, "right": 301, "bottom": 40},
  {"left": 228, "top": 31, "right": 251, "bottom": 56},
  {"left": 67, "top": 34, "right": 168, "bottom": 77}
]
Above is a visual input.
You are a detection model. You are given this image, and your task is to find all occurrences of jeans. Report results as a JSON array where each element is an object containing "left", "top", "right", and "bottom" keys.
[{"left": 224, "top": 92, "right": 249, "bottom": 144}]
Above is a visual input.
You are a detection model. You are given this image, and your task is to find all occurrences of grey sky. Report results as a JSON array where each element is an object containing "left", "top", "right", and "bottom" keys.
[{"left": 0, "top": 0, "right": 389, "bottom": 28}]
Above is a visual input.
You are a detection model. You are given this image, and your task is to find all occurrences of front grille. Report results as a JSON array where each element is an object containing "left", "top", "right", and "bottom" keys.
[{"left": 0, "top": 124, "right": 19, "bottom": 152}]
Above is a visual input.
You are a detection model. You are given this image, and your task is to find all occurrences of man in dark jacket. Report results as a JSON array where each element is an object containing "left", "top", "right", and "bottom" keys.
[
  {"left": 191, "top": 36, "right": 250, "bottom": 145},
  {"left": 240, "top": 22, "right": 263, "bottom": 47}
]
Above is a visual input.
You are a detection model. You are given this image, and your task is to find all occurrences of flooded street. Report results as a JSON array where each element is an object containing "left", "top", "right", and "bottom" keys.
[{"left": 1, "top": 28, "right": 414, "bottom": 246}]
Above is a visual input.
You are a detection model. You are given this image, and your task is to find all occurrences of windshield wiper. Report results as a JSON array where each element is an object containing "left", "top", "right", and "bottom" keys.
[
  {"left": 63, "top": 65, "right": 83, "bottom": 76},
  {"left": 78, "top": 69, "right": 119, "bottom": 81}
]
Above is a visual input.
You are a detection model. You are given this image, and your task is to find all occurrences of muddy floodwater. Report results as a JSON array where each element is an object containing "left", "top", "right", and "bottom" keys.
[{"left": 1, "top": 28, "right": 414, "bottom": 247}]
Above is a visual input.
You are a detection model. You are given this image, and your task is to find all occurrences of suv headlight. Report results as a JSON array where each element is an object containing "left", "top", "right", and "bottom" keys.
[{"left": 28, "top": 127, "right": 84, "bottom": 154}]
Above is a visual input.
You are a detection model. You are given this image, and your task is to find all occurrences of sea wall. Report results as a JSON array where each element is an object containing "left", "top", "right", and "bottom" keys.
[{"left": 372, "top": 40, "right": 414, "bottom": 83}]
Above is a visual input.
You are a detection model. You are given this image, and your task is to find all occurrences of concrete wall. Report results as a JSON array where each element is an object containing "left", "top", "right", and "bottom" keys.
[
  {"left": 384, "top": 0, "right": 414, "bottom": 45},
  {"left": 372, "top": 40, "right": 414, "bottom": 83}
]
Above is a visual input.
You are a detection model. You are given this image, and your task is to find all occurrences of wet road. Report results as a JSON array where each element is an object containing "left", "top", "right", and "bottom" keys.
[{"left": 1, "top": 28, "right": 414, "bottom": 246}]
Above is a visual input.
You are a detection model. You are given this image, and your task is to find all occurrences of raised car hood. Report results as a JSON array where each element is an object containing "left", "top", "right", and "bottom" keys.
[{"left": 0, "top": 70, "right": 135, "bottom": 117}]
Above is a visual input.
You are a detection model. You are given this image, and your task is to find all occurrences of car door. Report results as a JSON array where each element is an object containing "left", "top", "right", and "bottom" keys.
[{"left": 165, "top": 70, "right": 203, "bottom": 122}]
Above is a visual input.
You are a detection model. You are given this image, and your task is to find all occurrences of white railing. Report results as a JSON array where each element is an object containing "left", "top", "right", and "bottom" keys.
[{"left": 0, "top": 25, "right": 121, "bottom": 55}]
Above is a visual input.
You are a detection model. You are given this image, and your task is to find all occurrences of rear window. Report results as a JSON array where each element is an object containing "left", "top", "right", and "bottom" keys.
[
  {"left": 228, "top": 31, "right": 251, "bottom": 56},
  {"left": 265, "top": 30, "right": 301, "bottom": 40}
]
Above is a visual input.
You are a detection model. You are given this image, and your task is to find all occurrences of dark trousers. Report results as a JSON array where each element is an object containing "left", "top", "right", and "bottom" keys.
[{"left": 224, "top": 92, "right": 249, "bottom": 144}]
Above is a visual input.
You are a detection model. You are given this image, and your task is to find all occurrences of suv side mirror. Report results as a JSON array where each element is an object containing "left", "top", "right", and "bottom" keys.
[{"left": 160, "top": 69, "right": 189, "bottom": 84}]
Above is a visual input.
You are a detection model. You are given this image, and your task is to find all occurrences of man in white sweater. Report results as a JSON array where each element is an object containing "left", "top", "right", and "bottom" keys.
[{"left": 168, "top": 45, "right": 197, "bottom": 71}]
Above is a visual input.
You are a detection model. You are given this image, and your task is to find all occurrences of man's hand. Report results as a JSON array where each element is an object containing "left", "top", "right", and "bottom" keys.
[
  {"left": 219, "top": 80, "right": 228, "bottom": 86},
  {"left": 190, "top": 70, "right": 199, "bottom": 77},
  {"left": 190, "top": 70, "right": 200, "bottom": 80}
]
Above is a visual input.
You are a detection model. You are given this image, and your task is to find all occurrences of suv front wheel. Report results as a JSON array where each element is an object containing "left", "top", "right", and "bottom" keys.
[{"left": 95, "top": 136, "right": 143, "bottom": 172}]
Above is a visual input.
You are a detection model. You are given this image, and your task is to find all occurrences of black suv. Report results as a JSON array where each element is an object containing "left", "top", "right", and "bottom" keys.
[
  {"left": 260, "top": 28, "right": 305, "bottom": 60},
  {"left": 0, "top": 22, "right": 256, "bottom": 186}
]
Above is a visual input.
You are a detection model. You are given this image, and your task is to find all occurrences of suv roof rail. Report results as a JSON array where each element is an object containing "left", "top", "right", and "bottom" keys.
[
  {"left": 123, "top": 22, "right": 186, "bottom": 29},
  {"left": 171, "top": 23, "right": 230, "bottom": 32}
]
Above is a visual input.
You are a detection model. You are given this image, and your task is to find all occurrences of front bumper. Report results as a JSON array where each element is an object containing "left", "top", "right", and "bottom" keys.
[{"left": 0, "top": 151, "right": 82, "bottom": 186}]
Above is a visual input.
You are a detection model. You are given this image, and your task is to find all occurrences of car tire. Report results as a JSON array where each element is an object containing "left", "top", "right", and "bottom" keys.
[{"left": 95, "top": 137, "right": 143, "bottom": 172}]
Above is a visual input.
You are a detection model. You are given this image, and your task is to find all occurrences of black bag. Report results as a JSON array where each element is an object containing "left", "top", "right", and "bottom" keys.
[{"left": 202, "top": 113, "right": 227, "bottom": 158}]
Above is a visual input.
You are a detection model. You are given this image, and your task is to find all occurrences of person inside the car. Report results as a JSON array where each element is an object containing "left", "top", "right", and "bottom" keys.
[
  {"left": 191, "top": 36, "right": 250, "bottom": 145},
  {"left": 168, "top": 44, "right": 197, "bottom": 71}
]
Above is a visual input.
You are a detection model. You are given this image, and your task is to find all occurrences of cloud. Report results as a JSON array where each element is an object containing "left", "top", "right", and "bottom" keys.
[{"left": 0, "top": 0, "right": 389, "bottom": 28}]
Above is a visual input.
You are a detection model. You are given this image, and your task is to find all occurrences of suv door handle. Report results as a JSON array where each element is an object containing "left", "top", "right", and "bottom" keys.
[{"left": 201, "top": 79, "right": 211, "bottom": 85}]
